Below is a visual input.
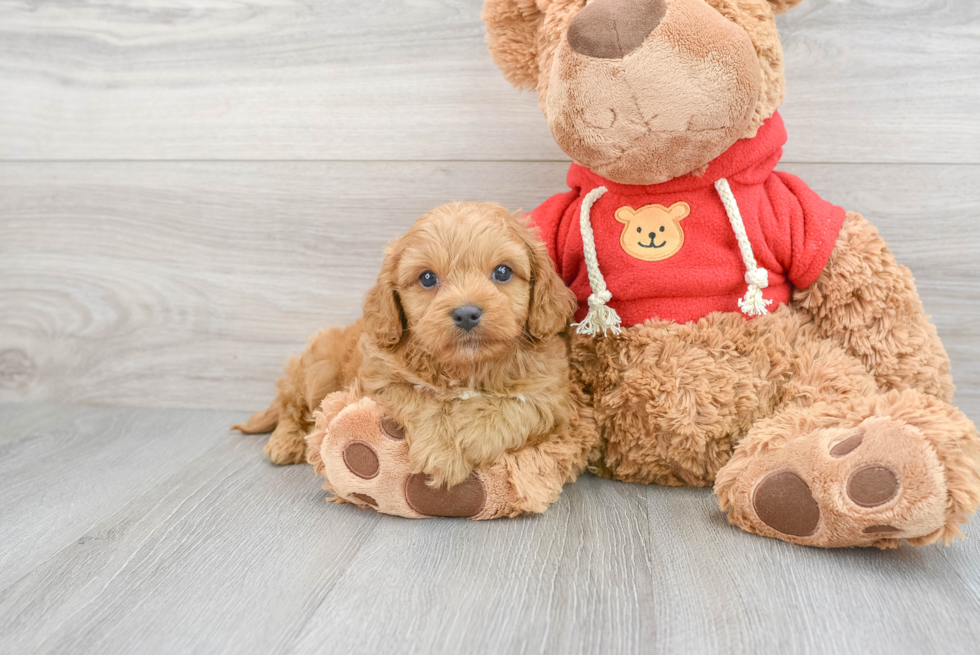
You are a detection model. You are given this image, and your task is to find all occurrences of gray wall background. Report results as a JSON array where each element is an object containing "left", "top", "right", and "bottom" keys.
[{"left": 1, "top": 0, "right": 977, "bottom": 417}]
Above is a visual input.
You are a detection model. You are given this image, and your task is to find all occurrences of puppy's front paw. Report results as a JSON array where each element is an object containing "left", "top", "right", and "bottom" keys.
[{"left": 307, "top": 395, "right": 513, "bottom": 519}]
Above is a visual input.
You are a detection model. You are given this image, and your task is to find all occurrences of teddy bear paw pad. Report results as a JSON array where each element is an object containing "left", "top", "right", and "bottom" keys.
[
  {"left": 846, "top": 465, "right": 900, "bottom": 508},
  {"left": 404, "top": 473, "right": 486, "bottom": 518},
  {"left": 311, "top": 397, "right": 499, "bottom": 519},
  {"left": 342, "top": 441, "right": 381, "bottom": 479},
  {"left": 736, "top": 417, "right": 948, "bottom": 547},
  {"left": 752, "top": 469, "right": 820, "bottom": 537},
  {"left": 314, "top": 400, "right": 423, "bottom": 516}
]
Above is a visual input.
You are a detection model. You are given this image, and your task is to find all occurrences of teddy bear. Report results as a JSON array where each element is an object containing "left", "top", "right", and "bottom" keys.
[{"left": 301, "top": 0, "right": 980, "bottom": 548}]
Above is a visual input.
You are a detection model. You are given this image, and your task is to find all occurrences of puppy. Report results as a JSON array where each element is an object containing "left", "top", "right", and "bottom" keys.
[{"left": 235, "top": 201, "right": 577, "bottom": 487}]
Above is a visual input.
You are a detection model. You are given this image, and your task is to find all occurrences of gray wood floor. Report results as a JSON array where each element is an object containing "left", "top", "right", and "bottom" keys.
[
  {"left": 2, "top": 403, "right": 979, "bottom": 655},
  {"left": 2, "top": 0, "right": 979, "bottom": 652}
]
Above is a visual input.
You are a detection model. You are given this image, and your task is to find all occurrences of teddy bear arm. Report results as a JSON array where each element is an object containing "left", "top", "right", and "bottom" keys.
[
  {"left": 793, "top": 211, "right": 955, "bottom": 402},
  {"left": 306, "top": 384, "right": 597, "bottom": 520},
  {"left": 484, "top": 384, "right": 601, "bottom": 517}
]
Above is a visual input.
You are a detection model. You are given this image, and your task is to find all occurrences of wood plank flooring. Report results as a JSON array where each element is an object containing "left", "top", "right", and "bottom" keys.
[{"left": 2, "top": 403, "right": 979, "bottom": 655}]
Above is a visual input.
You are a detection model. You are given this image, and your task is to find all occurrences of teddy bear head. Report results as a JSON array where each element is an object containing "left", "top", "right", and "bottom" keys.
[{"left": 482, "top": 0, "right": 803, "bottom": 185}]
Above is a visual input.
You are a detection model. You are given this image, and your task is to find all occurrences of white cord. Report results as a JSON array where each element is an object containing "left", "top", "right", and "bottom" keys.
[
  {"left": 572, "top": 178, "right": 769, "bottom": 334},
  {"left": 572, "top": 186, "right": 622, "bottom": 336},
  {"left": 714, "top": 178, "right": 772, "bottom": 316}
]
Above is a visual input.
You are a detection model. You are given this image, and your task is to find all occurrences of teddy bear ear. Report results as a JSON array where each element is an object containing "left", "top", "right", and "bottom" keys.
[
  {"left": 614, "top": 207, "right": 635, "bottom": 224},
  {"left": 768, "top": 0, "right": 805, "bottom": 14},
  {"left": 482, "top": 0, "right": 545, "bottom": 91},
  {"left": 668, "top": 202, "right": 691, "bottom": 221}
]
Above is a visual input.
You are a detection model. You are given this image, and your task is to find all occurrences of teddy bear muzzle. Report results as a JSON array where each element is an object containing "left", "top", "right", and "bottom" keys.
[
  {"left": 566, "top": 0, "right": 667, "bottom": 59},
  {"left": 546, "top": 0, "right": 762, "bottom": 186}
]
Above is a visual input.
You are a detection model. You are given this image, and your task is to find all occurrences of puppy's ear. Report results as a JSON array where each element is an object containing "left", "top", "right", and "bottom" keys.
[
  {"left": 362, "top": 239, "right": 406, "bottom": 349},
  {"left": 517, "top": 217, "right": 578, "bottom": 340}
]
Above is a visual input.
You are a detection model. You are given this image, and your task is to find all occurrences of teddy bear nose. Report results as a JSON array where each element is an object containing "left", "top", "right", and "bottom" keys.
[
  {"left": 452, "top": 305, "right": 483, "bottom": 332},
  {"left": 567, "top": 0, "right": 668, "bottom": 59}
]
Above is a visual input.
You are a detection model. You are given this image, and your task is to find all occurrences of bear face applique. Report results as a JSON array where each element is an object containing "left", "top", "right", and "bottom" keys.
[{"left": 614, "top": 202, "right": 690, "bottom": 262}]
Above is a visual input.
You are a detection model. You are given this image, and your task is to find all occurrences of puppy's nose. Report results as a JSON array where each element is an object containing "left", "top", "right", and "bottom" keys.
[
  {"left": 452, "top": 305, "right": 483, "bottom": 332},
  {"left": 567, "top": 0, "right": 667, "bottom": 59}
]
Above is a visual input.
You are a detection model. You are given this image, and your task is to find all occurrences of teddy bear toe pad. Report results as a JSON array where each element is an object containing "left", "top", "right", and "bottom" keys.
[
  {"left": 735, "top": 418, "right": 948, "bottom": 547},
  {"left": 404, "top": 473, "right": 486, "bottom": 518},
  {"left": 752, "top": 470, "right": 820, "bottom": 537},
  {"left": 342, "top": 441, "right": 380, "bottom": 479},
  {"left": 846, "top": 465, "right": 900, "bottom": 508}
]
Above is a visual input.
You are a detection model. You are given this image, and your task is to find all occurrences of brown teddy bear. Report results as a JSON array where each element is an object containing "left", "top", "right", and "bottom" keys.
[{"left": 297, "top": 0, "right": 980, "bottom": 548}]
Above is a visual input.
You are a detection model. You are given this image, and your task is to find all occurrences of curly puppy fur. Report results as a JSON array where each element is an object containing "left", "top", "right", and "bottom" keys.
[
  {"left": 233, "top": 324, "right": 362, "bottom": 465},
  {"left": 356, "top": 202, "right": 578, "bottom": 487},
  {"left": 305, "top": 375, "right": 601, "bottom": 519},
  {"left": 238, "top": 202, "right": 578, "bottom": 487}
]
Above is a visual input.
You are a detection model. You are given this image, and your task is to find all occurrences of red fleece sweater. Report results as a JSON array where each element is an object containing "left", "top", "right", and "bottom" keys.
[{"left": 530, "top": 113, "right": 846, "bottom": 326}]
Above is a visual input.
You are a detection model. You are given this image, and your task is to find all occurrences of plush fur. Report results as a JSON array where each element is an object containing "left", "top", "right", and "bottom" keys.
[
  {"left": 471, "top": 0, "right": 980, "bottom": 547},
  {"left": 238, "top": 202, "right": 578, "bottom": 487},
  {"left": 482, "top": 0, "right": 789, "bottom": 184}
]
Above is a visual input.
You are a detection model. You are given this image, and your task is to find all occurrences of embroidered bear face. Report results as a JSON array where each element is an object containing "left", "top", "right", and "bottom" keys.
[{"left": 614, "top": 202, "right": 690, "bottom": 262}]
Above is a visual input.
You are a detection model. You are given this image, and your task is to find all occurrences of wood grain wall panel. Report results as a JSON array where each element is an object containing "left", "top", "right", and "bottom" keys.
[
  {"left": 0, "top": 0, "right": 977, "bottom": 163},
  {"left": 2, "top": 161, "right": 977, "bottom": 415}
]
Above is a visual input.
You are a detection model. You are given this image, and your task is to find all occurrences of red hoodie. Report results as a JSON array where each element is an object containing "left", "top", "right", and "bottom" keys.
[{"left": 530, "top": 113, "right": 846, "bottom": 326}]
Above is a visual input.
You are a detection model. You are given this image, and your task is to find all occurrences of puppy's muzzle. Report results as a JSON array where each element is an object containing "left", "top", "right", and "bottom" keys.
[{"left": 452, "top": 305, "right": 483, "bottom": 332}]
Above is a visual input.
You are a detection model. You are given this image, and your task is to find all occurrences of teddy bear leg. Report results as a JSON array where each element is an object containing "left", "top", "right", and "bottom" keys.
[
  {"left": 304, "top": 388, "right": 596, "bottom": 519},
  {"left": 568, "top": 319, "right": 758, "bottom": 488},
  {"left": 568, "top": 311, "right": 874, "bottom": 488},
  {"left": 795, "top": 211, "right": 955, "bottom": 401},
  {"left": 715, "top": 390, "right": 980, "bottom": 548}
]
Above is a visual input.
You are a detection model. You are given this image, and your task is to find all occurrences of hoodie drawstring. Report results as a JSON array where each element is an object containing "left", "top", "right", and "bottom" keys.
[
  {"left": 714, "top": 177, "right": 772, "bottom": 317},
  {"left": 572, "top": 186, "right": 623, "bottom": 336},
  {"left": 574, "top": 177, "right": 771, "bottom": 337}
]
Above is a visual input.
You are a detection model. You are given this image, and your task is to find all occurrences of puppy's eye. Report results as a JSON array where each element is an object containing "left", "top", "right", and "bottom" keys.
[
  {"left": 492, "top": 265, "right": 513, "bottom": 283},
  {"left": 419, "top": 271, "right": 438, "bottom": 288}
]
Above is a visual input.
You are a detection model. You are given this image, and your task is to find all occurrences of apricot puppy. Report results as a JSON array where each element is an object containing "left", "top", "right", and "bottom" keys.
[{"left": 236, "top": 202, "right": 578, "bottom": 488}]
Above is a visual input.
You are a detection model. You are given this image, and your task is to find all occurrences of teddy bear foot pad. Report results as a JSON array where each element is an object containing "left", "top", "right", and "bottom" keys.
[
  {"left": 731, "top": 418, "right": 948, "bottom": 548},
  {"left": 309, "top": 396, "right": 511, "bottom": 519}
]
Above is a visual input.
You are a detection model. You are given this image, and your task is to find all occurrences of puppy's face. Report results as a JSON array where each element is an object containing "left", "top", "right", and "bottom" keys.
[
  {"left": 398, "top": 207, "right": 532, "bottom": 365},
  {"left": 363, "top": 202, "right": 575, "bottom": 370}
]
